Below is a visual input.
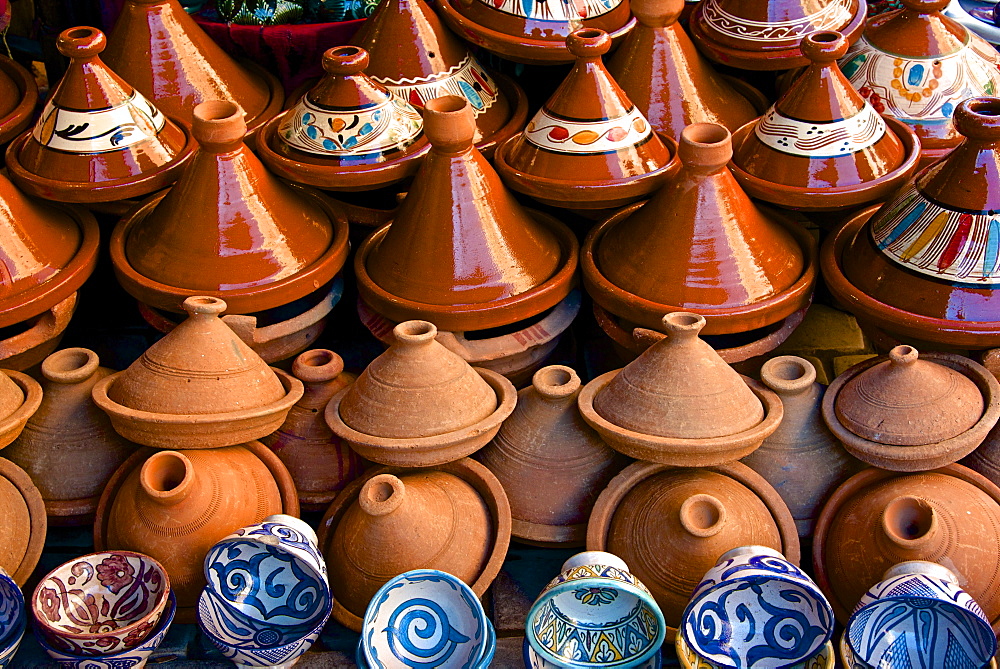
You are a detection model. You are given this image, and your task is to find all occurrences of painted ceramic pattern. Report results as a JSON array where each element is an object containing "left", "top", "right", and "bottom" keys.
[
  {"left": 483, "top": 0, "right": 622, "bottom": 21},
  {"left": 753, "top": 105, "right": 887, "bottom": 158},
  {"left": 374, "top": 56, "right": 500, "bottom": 119},
  {"left": 215, "top": 518, "right": 328, "bottom": 587},
  {"left": 840, "top": 35, "right": 1000, "bottom": 124},
  {"left": 851, "top": 571, "right": 990, "bottom": 621},
  {"left": 524, "top": 638, "right": 663, "bottom": 668},
  {"left": 676, "top": 635, "right": 833, "bottom": 669},
  {"left": 33, "top": 91, "right": 166, "bottom": 154},
  {"left": 524, "top": 107, "right": 652, "bottom": 155},
  {"left": 279, "top": 95, "right": 423, "bottom": 157},
  {"left": 0, "top": 570, "right": 24, "bottom": 669},
  {"left": 699, "top": 0, "right": 854, "bottom": 43}
]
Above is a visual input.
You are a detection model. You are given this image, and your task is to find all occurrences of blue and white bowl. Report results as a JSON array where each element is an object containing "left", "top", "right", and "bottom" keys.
[
  {"left": 0, "top": 568, "right": 24, "bottom": 668},
  {"left": 681, "top": 546, "right": 834, "bottom": 669},
  {"left": 362, "top": 618, "right": 496, "bottom": 669}
]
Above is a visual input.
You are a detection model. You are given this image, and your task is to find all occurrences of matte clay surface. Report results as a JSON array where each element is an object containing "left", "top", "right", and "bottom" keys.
[{"left": 0, "top": 456, "right": 46, "bottom": 586}]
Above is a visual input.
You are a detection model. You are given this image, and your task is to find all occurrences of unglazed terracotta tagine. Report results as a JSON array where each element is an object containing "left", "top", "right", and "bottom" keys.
[
  {"left": 91, "top": 296, "right": 304, "bottom": 449},
  {"left": 261, "top": 349, "right": 364, "bottom": 512},
  {"left": 587, "top": 461, "right": 799, "bottom": 638},
  {"left": 325, "top": 320, "right": 516, "bottom": 466},
  {"left": 840, "top": 0, "right": 1000, "bottom": 166},
  {"left": 0, "top": 369, "right": 41, "bottom": 453},
  {"left": 4, "top": 348, "right": 135, "bottom": 525},
  {"left": 0, "top": 293, "right": 78, "bottom": 373},
  {"left": 355, "top": 96, "right": 578, "bottom": 333},
  {"left": 583, "top": 123, "right": 817, "bottom": 338},
  {"left": 813, "top": 464, "right": 1000, "bottom": 631},
  {"left": 111, "top": 100, "right": 349, "bottom": 318},
  {"left": 0, "top": 458, "right": 46, "bottom": 586},
  {"left": 477, "top": 365, "right": 628, "bottom": 546},
  {"left": 6, "top": 27, "right": 194, "bottom": 203},
  {"left": 257, "top": 46, "right": 430, "bottom": 191},
  {"left": 349, "top": 0, "right": 527, "bottom": 157},
  {"left": 103, "top": 0, "right": 283, "bottom": 139},
  {"left": 730, "top": 31, "right": 920, "bottom": 212},
  {"left": 577, "top": 312, "right": 782, "bottom": 466},
  {"left": 317, "top": 458, "right": 511, "bottom": 631},
  {"left": 495, "top": 29, "right": 679, "bottom": 210},
  {"left": 689, "top": 0, "right": 866, "bottom": 69},
  {"left": 824, "top": 97, "right": 1000, "bottom": 350},
  {"left": 0, "top": 54, "right": 37, "bottom": 147}
]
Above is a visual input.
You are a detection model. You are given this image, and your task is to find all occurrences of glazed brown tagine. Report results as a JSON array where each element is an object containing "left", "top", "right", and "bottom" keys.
[
  {"left": 6, "top": 26, "right": 194, "bottom": 203},
  {"left": 0, "top": 52, "right": 37, "bottom": 147},
  {"left": 730, "top": 31, "right": 920, "bottom": 212},
  {"left": 823, "top": 97, "right": 1000, "bottom": 350},
  {"left": 495, "top": 28, "right": 679, "bottom": 210}
]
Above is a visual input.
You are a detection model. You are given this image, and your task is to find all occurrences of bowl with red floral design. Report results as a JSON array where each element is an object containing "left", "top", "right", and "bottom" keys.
[{"left": 31, "top": 551, "right": 170, "bottom": 656}]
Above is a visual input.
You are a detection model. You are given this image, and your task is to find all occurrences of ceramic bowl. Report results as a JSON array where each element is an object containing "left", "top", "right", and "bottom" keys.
[
  {"left": 524, "top": 637, "right": 663, "bottom": 668},
  {"left": 677, "top": 634, "right": 834, "bottom": 669},
  {"left": 839, "top": 632, "right": 999, "bottom": 669},
  {"left": 0, "top": 568, "right": 25, "bottom": 668},
  {"left": 32, "top": 551, "right": 170, "bottom": 656},
  {"left": 681, "top": 546, "right": 834, "bottom": 668},
  {"left": 526, "top": 551, "right": 666, "bottom": 669}
]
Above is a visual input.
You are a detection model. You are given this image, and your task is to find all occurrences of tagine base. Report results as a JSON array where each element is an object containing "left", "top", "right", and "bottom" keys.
[{"left": 0, "top": 56, "right": 38, "bottom": 146}]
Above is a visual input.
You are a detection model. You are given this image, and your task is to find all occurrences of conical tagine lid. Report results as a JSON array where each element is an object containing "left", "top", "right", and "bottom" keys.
[{"left": 7, "top": 26, "right": 193, "bottom": 203}]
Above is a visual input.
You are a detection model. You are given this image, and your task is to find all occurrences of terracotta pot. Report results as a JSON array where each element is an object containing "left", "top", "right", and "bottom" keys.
[
  {"left": 0, "top": 369, "right": 40, "bottom": 451},
  {"left": 741, "top": 355, "right": 862, "bottom": 536},
  {"left": 494, "top": 28, "right": 680, "bottom": 210},
  {"left": 5, "top": 26, "right": 194, "bottom": 203},
  {"left": 587, "top": 460, "right": 799, "bottom": 639},
  {"left": 261, "top": 349, "right": 365, "bottom": 511},
  {"left": 476, "top": 365, "right": 629, "bottom": 546},
  {"left": 355, "top": 96, "right": 578, "bottom": 333},
  {"left": 0, "top": 56, "right": 38, "bottom": 147},
  {"left": 4, "top": 348, "right": 136, "bottom": 524},
  {"left": 316, "top": 458, "right": 511, "bottom": 631},
  {"left": 582, "top": 123, "right": 817, "bottom": 335},
  {"left": 0, "top": 293, "right": 78, "bottom": 372},
  {"left": 0, "top": 457, "right": 46, "bottom": 586},
  {"left": 812, "top": 464, "right": 1000, "bottom": 632},
  {"left": 578, "top": 312, "right": 783, "bottom": 466}
]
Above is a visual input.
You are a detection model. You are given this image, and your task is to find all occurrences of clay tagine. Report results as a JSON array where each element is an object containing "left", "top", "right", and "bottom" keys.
[
  {"left": 0, "top": 294, "right": 79, "bottom": 373},
  {"left": 355, "top": 95, "right": 578, "bottom": 333},
  {"left": 823, "top": 97, "right": 1000, "bottom": 350},
  {"left": 0, "top": 53, "right": 37, "bottom": 147},
  {"left": 6, "top": 26, "right": 194, "bottom": 203},
  {"left": 730, "top": 31, "right": 920, "bottom": 212},
  {"left": 577, "top": 312, "right": 783, "bottom": 466},
  {"left": 0, "top": 457, "right": 47, "bottom": 587},
  {"left": 840, "top": 0, "right": 1000, "bottom": 166},
  {"left": 325, "top": 320, "right": 516, "bottom": 466},
  {"left": 582, "top": 122, "right": 817, "bottom": 339},
  {"left": 495, "top": 28, "right": 679, "bottom": 210}
]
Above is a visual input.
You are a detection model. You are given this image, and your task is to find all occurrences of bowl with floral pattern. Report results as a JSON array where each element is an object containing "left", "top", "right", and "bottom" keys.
[
  {"left": 0, "top": 568, "right": 25, "bottom": 668},
  {"left": 526, "top": 551, "right": 666, "bottom": 669},
  {"left": 32, "top": 551, "right": 170, "bottom": 656}
]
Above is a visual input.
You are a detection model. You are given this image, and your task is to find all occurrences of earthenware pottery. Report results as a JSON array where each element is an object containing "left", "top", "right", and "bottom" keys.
[
  {"left": 0, "top": 458, "right": 46, "bottom": 586},
  {"left": 95, "top": 443, "right": 297, "bottom": 616},
  {"left": 349, "top": 0, "right": 527, "bottom": 157},
  {"left": 208, "top": 514, "right": 326, "bottom": 587},
  {"left": 678, "top": 634, "right": 835, "bottom": 669},
  {"left": 0, "top": 56, "right": 37, "bottom": 147},
  {"left": 325, "top": 320, "right": 516, "bottom": 466},
  {"left": 110, "top": 100, "right": 350, "bottom": 317},
  {"left": 91, "top": 296, "right": 303, "bottom": 449},
  {"left": 681, "top": 546, "right": 834, "bottom": 668},
  {"left": 262, "top": 350, "right": 364, "bottom": 511},
  {"left": 525, "top": 639, "right": 663, "bottom": 669},
  {"left": 823, "top": 346, "right": 1000, "bottom": 470},
  {"left": 730, "top": 31, "right": 919, "bottom": 212},
  {"left": 0, "top": 293, "right": 77, "bottom": 373},
  {"left": 526, "top": 551, "right": 667, "bottom": 668},
  {"left": 477, "top": 365, "right": 628, "bottom": 546},
  {"left": 689, "top": 0, "right": 866, "bottom": 69},
  {"left": 363, "top": 618, "right": 497, "bottom": 669},
  {"left": 583, "top": 123, "right": 817, "bottom": 336},
  {"left": 355, "top": 96, "right": 578, "bottom": 333},
  {"left": 4, "top": 348, "right": 135, "bottom": 524},
  {"left": 813, "top": 464, "right": 1000, "bottom": 630},
  {"left": 587, "top": 461, "right": 799, "bottom": 638},
  {"left": 741, "top": 356, "right": 861, "bottom": 536},
  {"left": 825, "top": 97, "right": 1000, "bottom": 350},
  {"left": 103, "top": 0, "right": 283, "bottom": 139},
  {"left": 961, "top": 420, "right": 1000, "bottom": 488},
  {"left": 606, "top": 0, "right": 762, "bottom": 138},
  {"left": 316, "top": 458, "right": 510, "bottom": 631},
  {"left": 0, "top": 370, "right": 41, "bottom": 453},
  {"left": 577, "top": 312, "right": 782, "bottom": 466},
  {"left": 0, "top": 568, "right": 25, "bottom": 668},
  {"left": 840, "top": 0, "right": 1000, "bottom": 166},
  {"left": 846, "top": 561, "right": 996, "bottom": 668},
  {"left": 258, "top": 45, "right": 430, "bottom": 191},
  {"left": 495, "top": 29, "right": 679, "bottom": 210},
  {"left": 5, "top": 27, "right": 194, "bottom": 203}
]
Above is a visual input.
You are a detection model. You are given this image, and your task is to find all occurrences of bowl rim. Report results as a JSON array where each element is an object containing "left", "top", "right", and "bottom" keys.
[{"left": 197, "top": 586, "right": 332, "bottom": 653}]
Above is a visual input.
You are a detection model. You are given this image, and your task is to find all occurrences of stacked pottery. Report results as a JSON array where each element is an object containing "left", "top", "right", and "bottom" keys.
[
  {"left": 0, "top": 569, "right": 25, "bottom": 668},
  {"left": 0, "top": 458, "right": 46, "bottom": 588},
  {"left": 0, "top": 46, "right": 36, "bottom": 148}
]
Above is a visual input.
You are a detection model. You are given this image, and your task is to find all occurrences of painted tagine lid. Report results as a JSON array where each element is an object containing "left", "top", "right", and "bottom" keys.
[
  {"left": 582, "top": 123, "right": 817, "bottom": 336},
  {"left": 349, "top": 0, "right": 527, "bottom": 157},
  {"left": 730, "top": 31, "right": 920, "bottom": 212},
  {"left": 689, "top": 0, "right": 866, "bottom": 70},
  {"left": 110, "top": 100, "right": 350, "bottom": 316},
  {"left": 577, "top": 312, "right": 783, "bottom": 466},
  {"left": 495, "top": 28, "right": 679, "bottom": 210},
  {"left": 102, "top": 0, "right": 284, "bottom": 139},
  {"left": 258, "top": 46, "right": 429, "bottom": 191},
  {"left": 839, "top": 0, "right": 1000, "bottom": 163},
  {"left": 0, "top": 55, "right": 38, "bottom": 146},
  {"left": 824, "top": 97, "right": 1000, "bottom": 349},
  {"left": 0, "top": 456, "right": 47, "bottom": 586},
  {"left": 355, "top": 96, "right": 578, "bottom": 333},
  {"left": 6, "top": 26, "right": 194, "bottom": 203},
  {"left": 317, "top": 458, "right": 511, "bottom": 631}
]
